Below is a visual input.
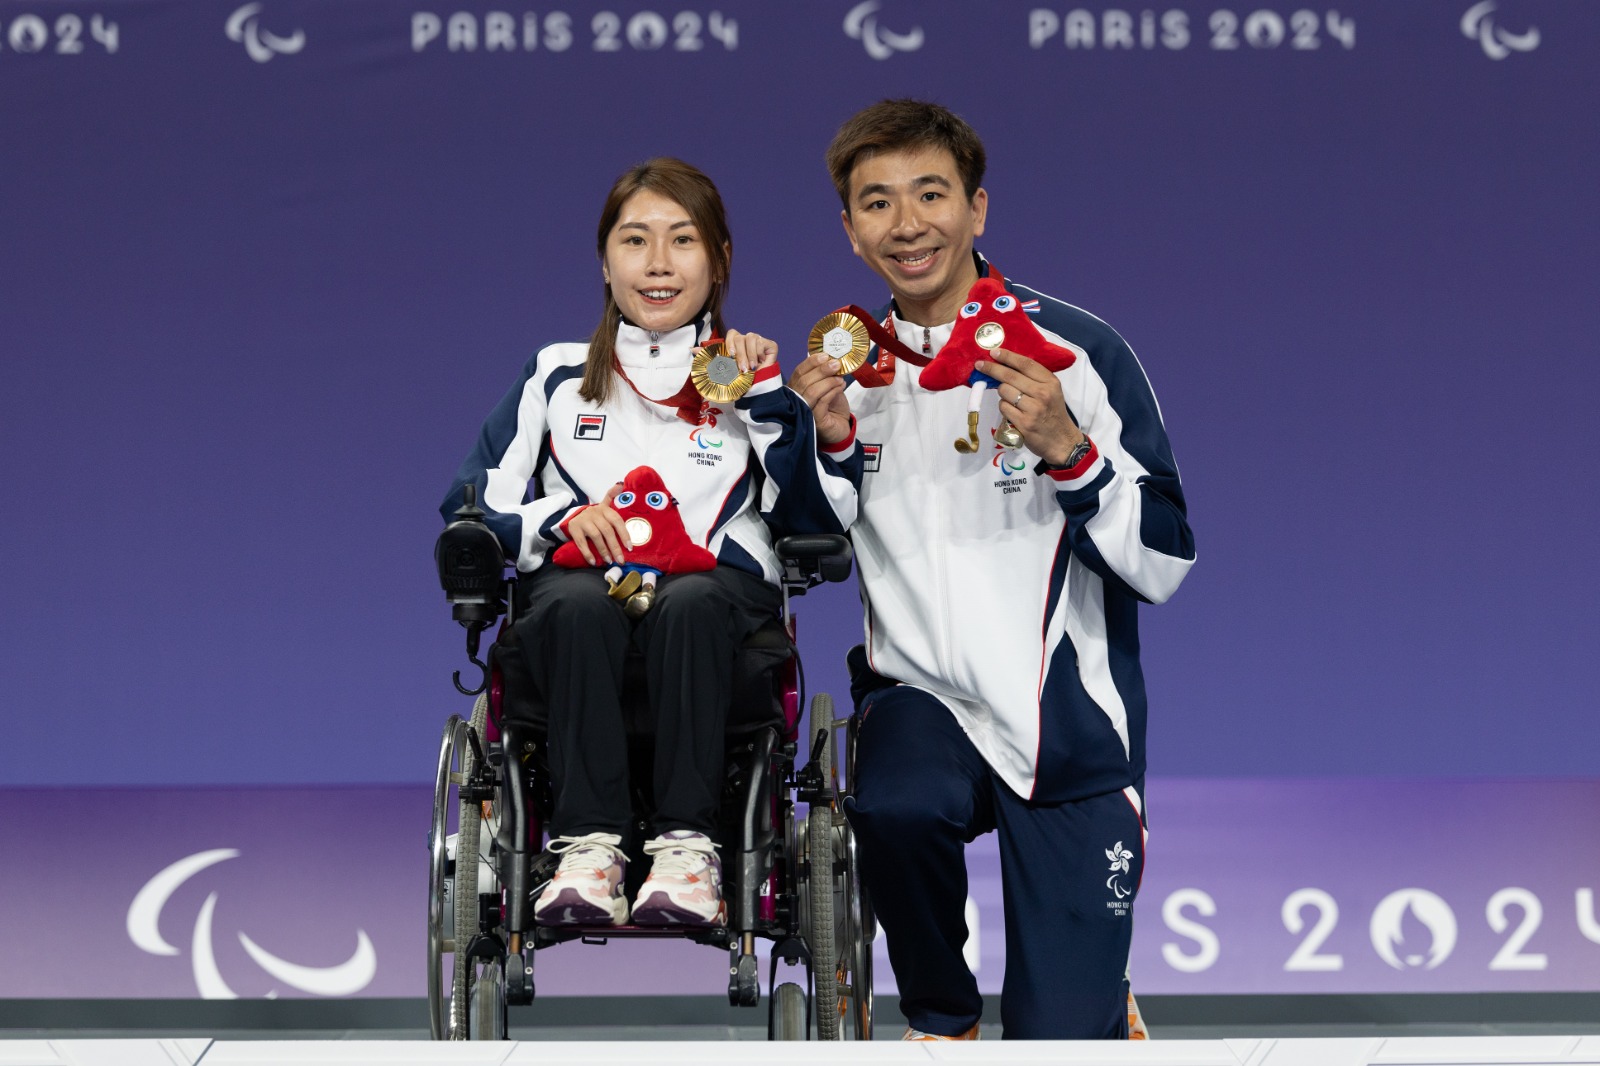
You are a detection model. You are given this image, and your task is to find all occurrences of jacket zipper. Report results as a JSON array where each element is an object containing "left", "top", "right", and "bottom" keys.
[{"left": 917, "top": 328, "right": 955, "bottom": 683}]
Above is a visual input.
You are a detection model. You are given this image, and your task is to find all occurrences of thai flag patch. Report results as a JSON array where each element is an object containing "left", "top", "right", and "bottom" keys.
[
  {"left": 1021, "top": 299, "right": 1040, "bottom": 315},
  {"left": 574, "top": 414, "right": 607, "bottom": 440},
  {"left": 861, "top": 443, "right": 882, "bottom": 472}
]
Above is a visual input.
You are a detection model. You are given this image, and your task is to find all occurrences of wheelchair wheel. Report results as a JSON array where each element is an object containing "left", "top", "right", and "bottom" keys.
[
  {"left": 835, "top": 709, "right": 875, "bottom": 1039},
  {"left": 469, "top": 955, "right": 508, "bottom": 1040},
  {"left": 450, "top": 693, "right": 502, "bottom": 1039},
  {"left": 838, "top": 819, "right": 875, "bottom": 1039},
  {"left": 427, "top": 709, "right": 472, "bottom": 1040},
  {"left": 771, "top": 981, "right": 807, "bottom": 1041},
  {"left": 804, "top": 694, "right": 841, "bottom": 1039}
]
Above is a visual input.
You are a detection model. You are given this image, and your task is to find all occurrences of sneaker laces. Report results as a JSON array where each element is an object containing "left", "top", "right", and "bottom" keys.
[
  {"left": 548, "top": 832, "right": 627, "bottom": 874},
  {"left": 643, "top": 833, "right": 718, "bottom": 878}
]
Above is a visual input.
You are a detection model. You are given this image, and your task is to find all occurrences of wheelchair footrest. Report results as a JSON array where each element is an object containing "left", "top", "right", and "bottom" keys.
[
  {"left": 506, "top": 951, "right": 534, "bottom": 1005},
  {"left": 531, "top": 924, "right": 733, "bottom": 948},
  {"left": 728, "top": 949, "right": 761, "bottom": 1007}
]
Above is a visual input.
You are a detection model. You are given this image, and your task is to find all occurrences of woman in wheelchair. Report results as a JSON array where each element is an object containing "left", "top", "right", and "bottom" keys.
[{"left": 440, "top": 158, "right": 858, "bottom": 931}]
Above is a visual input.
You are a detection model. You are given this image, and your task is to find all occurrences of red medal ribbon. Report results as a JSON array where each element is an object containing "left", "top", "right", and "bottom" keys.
[
  {"left": 831, "top": 265, "right": 1009, "bottom": 388},
  {"left": 823, "top": 305, "right": 923, "bottom": 388},
  {"left": 613, "top": 333, "right": 720, "bottom": 425}
]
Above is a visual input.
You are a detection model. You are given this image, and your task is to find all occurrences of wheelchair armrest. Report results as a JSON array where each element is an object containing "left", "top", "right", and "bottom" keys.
[
  {"left": 775, "top": 534, "right": 853, "bottom": 591},
  {"left": 436, "top": 485, "right": 508, "bottom": 627}
]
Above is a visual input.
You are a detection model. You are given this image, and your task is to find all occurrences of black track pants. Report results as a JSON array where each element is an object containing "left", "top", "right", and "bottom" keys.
[{"left": 514, "top": 564, "right": 780, "bottom": 838}]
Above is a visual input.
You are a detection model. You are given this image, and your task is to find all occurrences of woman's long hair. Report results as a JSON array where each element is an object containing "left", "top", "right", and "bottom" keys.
[{"left": 582, "top": 158, "right": 732, "bottom": 404}]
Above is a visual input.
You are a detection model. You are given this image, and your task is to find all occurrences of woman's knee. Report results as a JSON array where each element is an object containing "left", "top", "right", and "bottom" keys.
[
  {"left": 519, "top": 579, "right": 628, "bottom": 650},
  {"left": 650, "top": 571, "right": 726, "bottom": 610}
]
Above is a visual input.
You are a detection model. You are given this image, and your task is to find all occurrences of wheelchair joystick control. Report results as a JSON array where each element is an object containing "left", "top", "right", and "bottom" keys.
[
  {"left": 436, "top": 484, "right": 508, "bottom": 696},
  {"left": 437, "top": 484, "right": 507, "bottom": 623}
]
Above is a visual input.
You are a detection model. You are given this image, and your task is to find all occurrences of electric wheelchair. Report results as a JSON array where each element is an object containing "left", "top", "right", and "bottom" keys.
[{"left": 427, "top": 488, "right": 875, "bottom": 1040}]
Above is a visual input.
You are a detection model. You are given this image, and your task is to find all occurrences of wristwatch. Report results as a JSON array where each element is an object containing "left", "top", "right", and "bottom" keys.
[{"left": 1048, "top": 435, "right": 1094, "bottom": 472}]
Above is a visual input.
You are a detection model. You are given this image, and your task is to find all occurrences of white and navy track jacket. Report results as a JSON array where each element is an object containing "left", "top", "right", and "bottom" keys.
[
  {"left": 841, "top": 258, "right": 1194, "bottom": 804},
  {"left": 443, "top": 316, "right": 861, "bottom": 584}
]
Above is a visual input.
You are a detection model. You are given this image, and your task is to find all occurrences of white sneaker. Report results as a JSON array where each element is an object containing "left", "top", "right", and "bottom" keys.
[
  {"left": 1128, "top": 990, "right": 1150, "bottom": 1039},
  {"left": 531, "top": 832, "right": 629, "bottom": 926},
  {"left": 631, "top": 831, "right": 725, "bottom": 927}
]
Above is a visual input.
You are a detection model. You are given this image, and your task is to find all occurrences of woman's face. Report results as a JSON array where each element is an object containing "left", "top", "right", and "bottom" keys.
[{"left": 603, "top": 188, "right": 717, "bottom": 334}]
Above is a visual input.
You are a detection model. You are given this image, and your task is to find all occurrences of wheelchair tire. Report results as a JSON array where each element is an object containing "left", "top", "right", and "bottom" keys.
[
  {"left": 838, "top": 710, "right": 875, "bottom": 1040},
  {"left": 428, "top": 711, "right": 474, "bottom": 1040},
  {"left": 805, "top": 693, "right": 841, "bottom": 1040},
  {"left": 449, "top": 693, "right": 489, "bottom": 1039},
  {"left": 840, "top": 823, "right": 875, "bottom": 1040},
  {"left": 771, "top": 981, "right": 808, "bottom": 1041},
  {"left": 470, "top": 955, "right": 508, "bottom": 1040}
]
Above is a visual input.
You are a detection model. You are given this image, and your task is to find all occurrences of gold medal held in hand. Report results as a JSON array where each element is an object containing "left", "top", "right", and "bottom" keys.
[
  {"left": 809, "top": 311, "right": 872, "bottom": 376},
  {"left": 690, "top": 341, "right": 754, "bottom": 403}
]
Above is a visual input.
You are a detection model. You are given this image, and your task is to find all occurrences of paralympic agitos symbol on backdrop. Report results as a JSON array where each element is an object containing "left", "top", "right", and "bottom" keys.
[
  {"left": 843, "top": 0, "right": 923, "bottom": 59},
  {"left": 127, "top": 849, "right": 376, "bottom": 998},
  {"left": 1460, "top": 1, "right": 1539, "bottom": 60},
  {"left": 226, "top": 3, "right": 305, "bottom": 63}
]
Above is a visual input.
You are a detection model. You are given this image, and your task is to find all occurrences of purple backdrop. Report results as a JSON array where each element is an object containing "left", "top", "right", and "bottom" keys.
[
  {"left": 3, "top": 1, "right": 1597, "bottom": 784},
  {"left": 3, "top": 0, "right": 1599, "bottom": 998}
]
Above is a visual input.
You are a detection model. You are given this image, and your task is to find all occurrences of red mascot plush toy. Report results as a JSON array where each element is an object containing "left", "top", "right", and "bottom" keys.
[
  {"left": 551, "top": 466, "right": 716, "bottom": 618},
  {"left": 918, "top": 275, "right": 1077, "bottom": 453}
]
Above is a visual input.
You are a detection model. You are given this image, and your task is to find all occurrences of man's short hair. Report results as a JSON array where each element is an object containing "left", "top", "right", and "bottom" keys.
[{"left": 825, "top": 99, "right": 987, "bottom": 211}]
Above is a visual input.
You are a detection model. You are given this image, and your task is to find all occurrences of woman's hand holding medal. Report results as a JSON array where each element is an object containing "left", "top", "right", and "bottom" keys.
[
  {"left": 690, "top": 328, "right": 775, "bottom": 403},
  {"left": 723, "top": 329, "right": 778, "bottom": 375}
]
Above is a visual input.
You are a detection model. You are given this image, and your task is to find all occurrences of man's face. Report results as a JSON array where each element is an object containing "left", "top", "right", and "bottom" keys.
[{"left": 840, "top": 145, "right": 987, "bottom": 322}]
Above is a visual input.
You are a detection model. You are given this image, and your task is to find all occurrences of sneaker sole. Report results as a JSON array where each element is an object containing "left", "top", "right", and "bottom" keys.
[
  {"left": 533, "top": 886, "right": 629, "bottom": 927},
  {"left": 631, "top": 894, "right": 726, "bottom": 927}
]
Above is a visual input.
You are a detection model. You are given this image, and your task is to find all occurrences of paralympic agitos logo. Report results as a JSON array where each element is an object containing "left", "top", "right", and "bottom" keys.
[{"left": 127, "top": 849, "right": 375, "bottom": 998}]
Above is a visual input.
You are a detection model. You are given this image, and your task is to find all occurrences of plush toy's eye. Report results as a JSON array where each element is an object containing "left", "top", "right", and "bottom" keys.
[
  {"left": 992, "top": 294, "right": 1016, "bottom": 313},
  {"left": 614, "top": 491, "right": 636, "bottom": 508},
  {"left": 645, "top": 491, "right": 668, "bottom": 510},
  {"left": 960, "top": 301, "right": 981, "bottom": 318}
]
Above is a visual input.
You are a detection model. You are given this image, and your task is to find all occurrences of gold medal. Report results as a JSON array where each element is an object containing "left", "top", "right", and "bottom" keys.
[
  {"left": 690, "top": 341, "right": 754, "bottom": 402},
  {"left": 809, "top": 311, "right": 872, "bottom": 375},
  {"left": 975, "top": 322, "right": 1005, "bottom": 351}
]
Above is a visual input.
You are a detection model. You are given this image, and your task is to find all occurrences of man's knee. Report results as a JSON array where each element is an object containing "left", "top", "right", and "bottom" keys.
[
  {"left": 846, "top": 788, "right": 964, "bottom": 850},
  {"left": 847, "top": 689, "right": 988, "bottom": 846}
]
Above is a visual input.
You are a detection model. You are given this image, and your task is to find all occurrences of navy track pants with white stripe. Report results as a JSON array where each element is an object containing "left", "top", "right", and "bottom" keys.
[{"left": 843, "top": 684, "right": 1144, "bottom": 1039}]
